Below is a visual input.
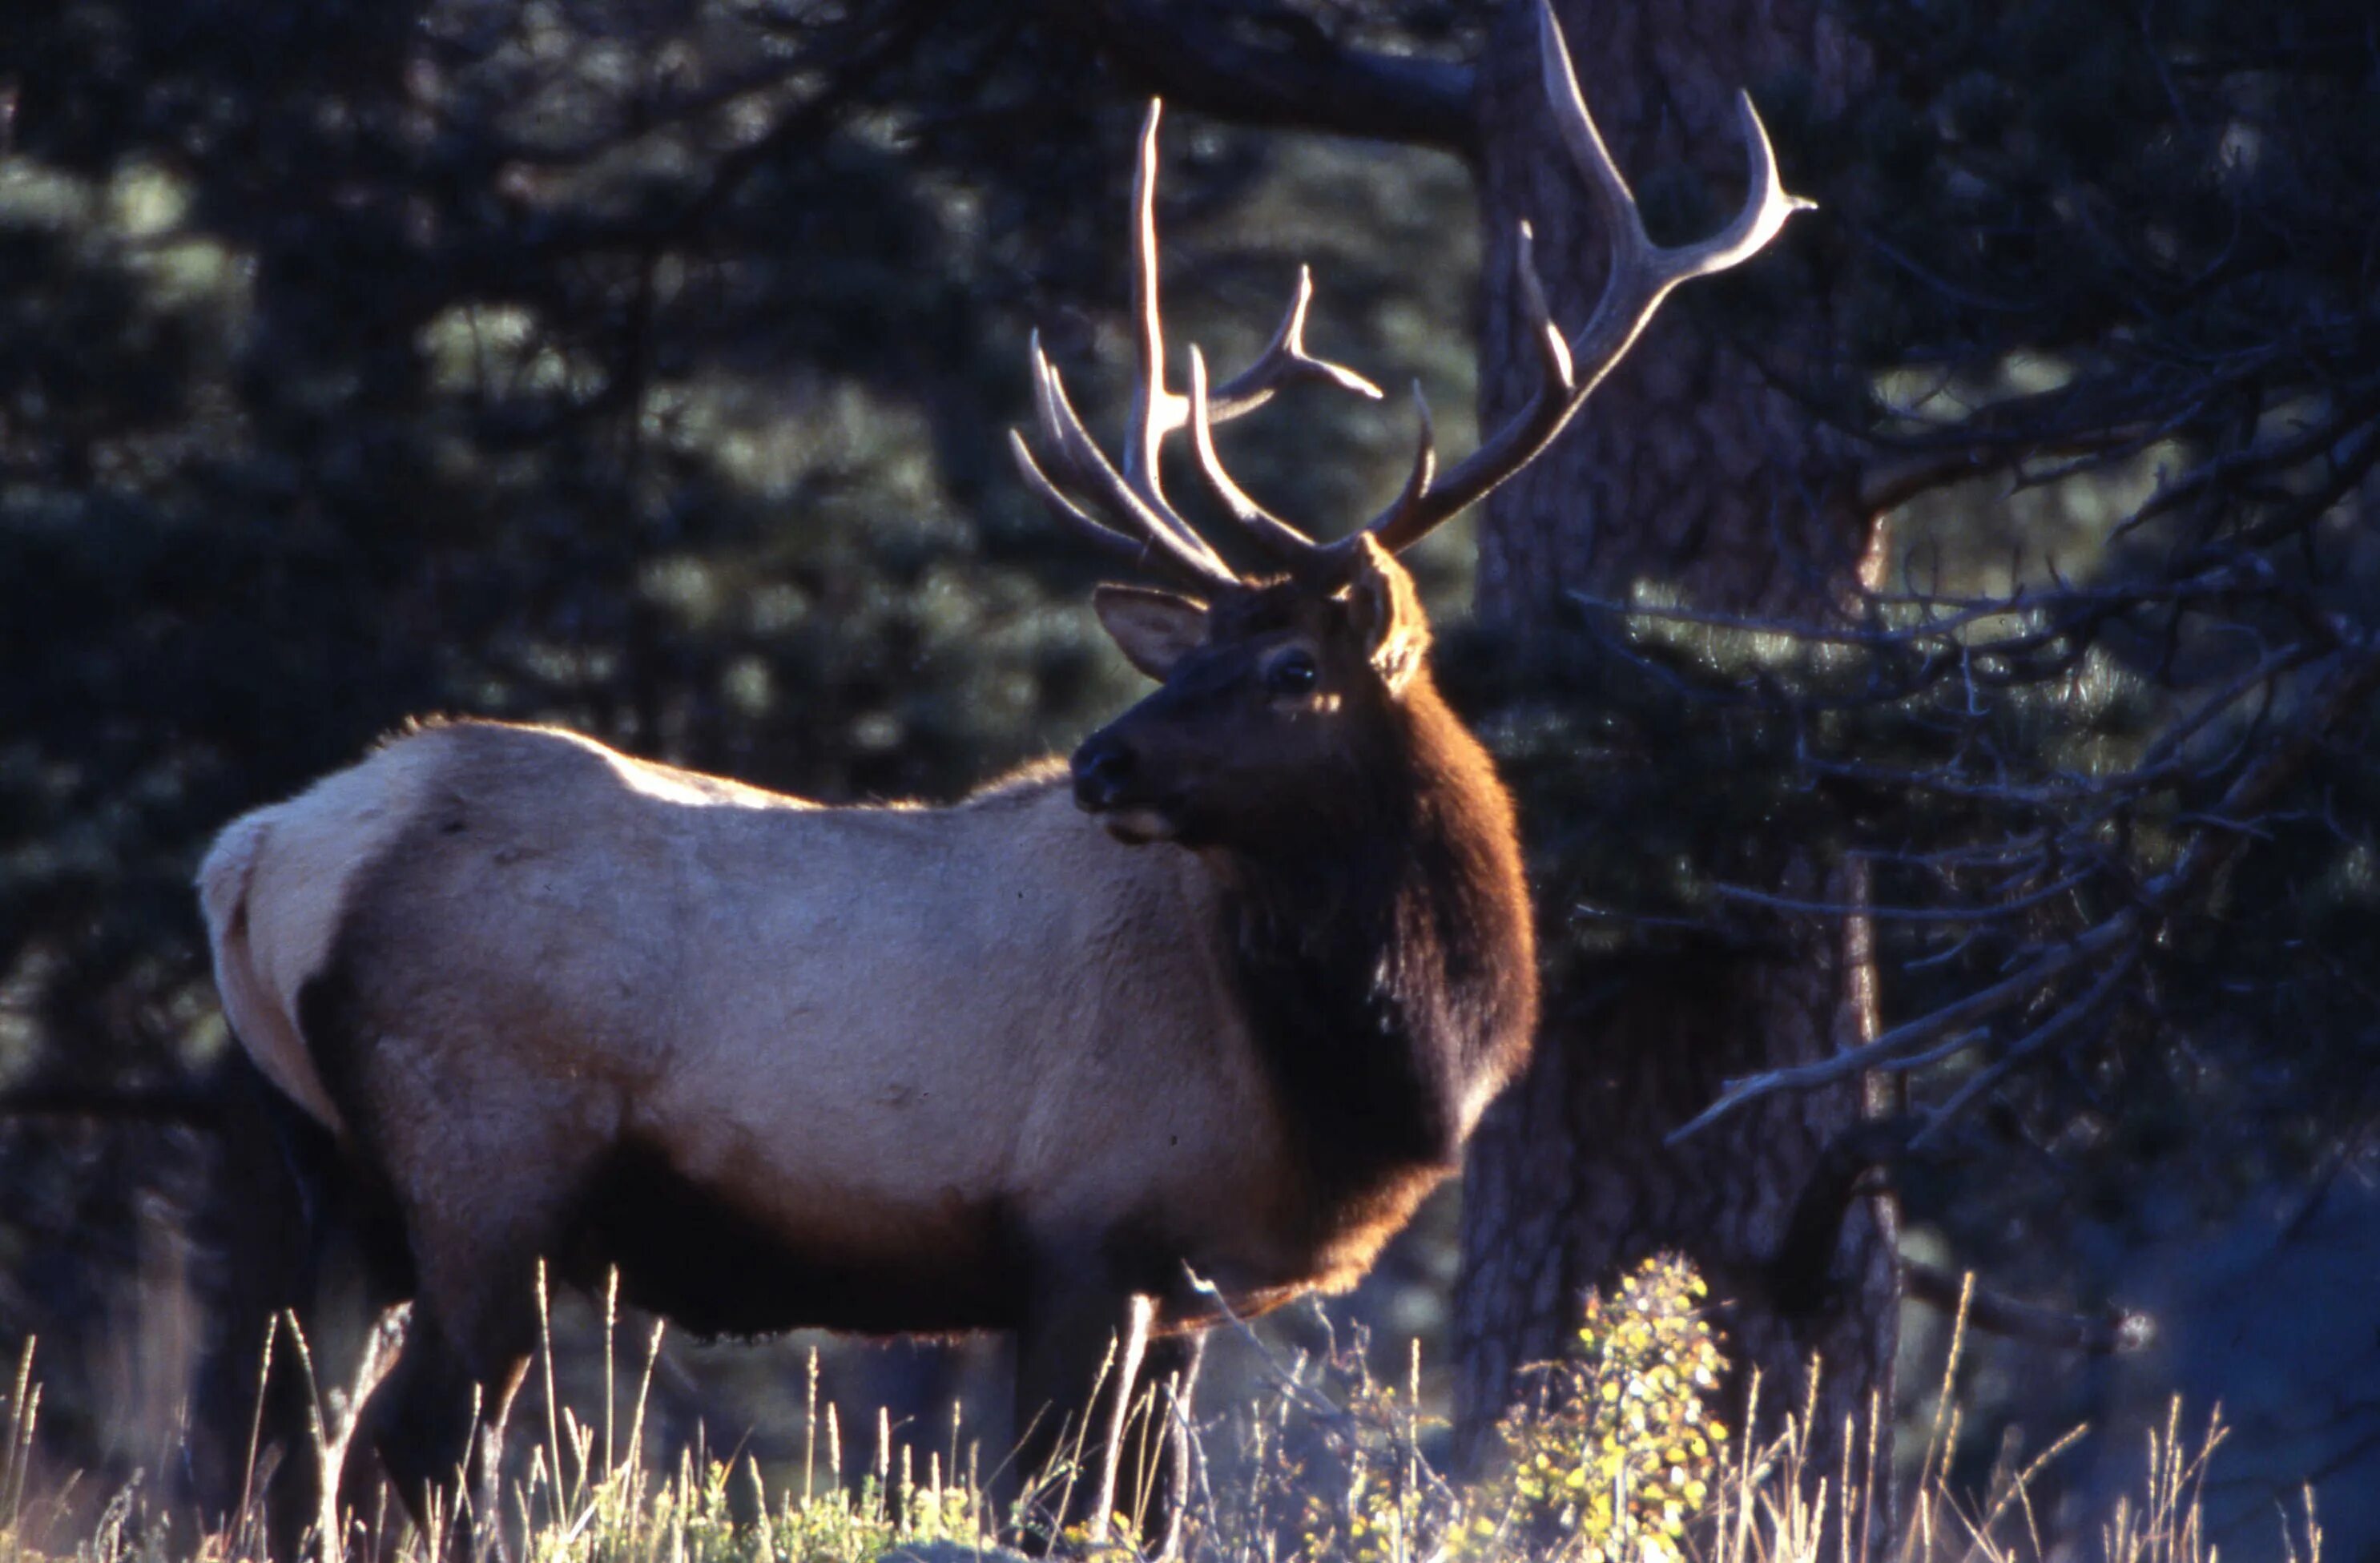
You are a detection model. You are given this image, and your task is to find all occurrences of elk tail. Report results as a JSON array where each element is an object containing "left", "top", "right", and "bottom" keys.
[{"left": 196, "top": 814, "right": 351, "bottom": 1136}]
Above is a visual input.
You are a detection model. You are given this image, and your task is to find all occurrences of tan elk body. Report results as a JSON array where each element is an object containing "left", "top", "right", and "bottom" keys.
[
  {"left": 196, "top": 2, "right": 1806, "bottom": 1546},
  {"left": 202, "top": 714, "right": 1490, "bottom": 1327}
]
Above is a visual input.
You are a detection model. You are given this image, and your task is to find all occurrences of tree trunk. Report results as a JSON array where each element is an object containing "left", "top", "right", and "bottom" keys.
[{"left": 1452, "top": 0, "right": 1895, "bottom": 1523}]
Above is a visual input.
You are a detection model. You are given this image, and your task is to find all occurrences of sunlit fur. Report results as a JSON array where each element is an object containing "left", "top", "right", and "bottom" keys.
[{"left": 196, "top": 537, "right": 1535, "bottom": 1541}]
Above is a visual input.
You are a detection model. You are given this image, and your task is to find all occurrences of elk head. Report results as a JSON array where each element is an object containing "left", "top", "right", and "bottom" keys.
[
  {"left": 1013, "top": 0, "right": 1810, "bottom": 853},
  {"left": 1070, "top": 533, "right": 1431, "bottom": 848}
]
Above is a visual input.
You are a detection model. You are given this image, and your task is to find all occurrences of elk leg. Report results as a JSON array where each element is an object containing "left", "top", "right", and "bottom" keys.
[
  {"left": 350, "top": 1171, "right": 576, "bottom": 1551},
  {"left": 1113, "top": 1327, "right": 1206, "bottom": 1559},
  {"left": 330, "top": 1038, "right": 609, "bottom": 1548},
  {"left": 347, "top": 1310, "right": 481, "bottom": 1546},
  {"left": 1013, "top": 1271, "right": 1208, "bottom": 1554},
  {"left": 1011, "top": 1273, "right": 1154, "bottom": 1551},
  {"left": 349, "top": 1311, "right": 534, "bottom": 1558}
]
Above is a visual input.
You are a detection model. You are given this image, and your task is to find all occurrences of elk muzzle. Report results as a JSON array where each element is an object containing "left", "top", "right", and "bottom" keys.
[{"left": 1071, "top": 730, "right": 1180, "bottom": 844}]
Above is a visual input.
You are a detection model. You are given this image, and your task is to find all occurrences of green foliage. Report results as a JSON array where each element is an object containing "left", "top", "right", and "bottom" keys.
[
  {"left": 1218, "top": 1257, "right": 1725, "bottom": 1563},
  {"left": 511, "top": 1449, "right": 985, "bottom": 1563},
  {"left": 1460, "top": 1258, "right": 1727, "bottom": 1563}
]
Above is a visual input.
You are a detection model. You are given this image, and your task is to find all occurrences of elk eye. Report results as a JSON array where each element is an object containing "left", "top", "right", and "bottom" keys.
[{"left": 1265, "top": 650, "right": 1319, "bottom": 695}]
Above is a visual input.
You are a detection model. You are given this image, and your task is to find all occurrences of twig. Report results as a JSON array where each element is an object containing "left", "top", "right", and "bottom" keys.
[
  {"left": 1902, "top": 1263, "right": 2153, "bottom": 1354},
  {"left": 1179, "top": 1269, "right": 1350, "bottom": 1426},
  {"left": 1666, "top": 912, "right": 2136, "bottom": 1145}
]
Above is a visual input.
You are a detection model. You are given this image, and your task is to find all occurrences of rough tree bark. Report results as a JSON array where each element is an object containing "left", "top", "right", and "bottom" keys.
[{"left": 1452, "top": 0, "right": 1897, "bottom": 1516}]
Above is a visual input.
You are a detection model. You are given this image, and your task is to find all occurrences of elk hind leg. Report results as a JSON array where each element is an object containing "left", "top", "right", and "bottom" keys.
[
  {"left": 349, "top": 1120, "right": 598, "bottom": 1551},
  {"left": 345, "top": 1309, "right": 501, "bottom": 1550}
]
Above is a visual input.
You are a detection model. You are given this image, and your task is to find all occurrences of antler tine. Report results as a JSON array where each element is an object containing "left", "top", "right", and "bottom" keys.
[
  {"left": 1017, "top": 102, "right": 1234, "bottom": 592},
  {"left": 1203, "top": 267, "right": 1386, "bottom": 422},
  {"left": 1123, "top": 108, "right": 1379, "bottom": 510},
  {"left": 1364, "top": 0, "right": 1813, "bottom": 555},
  {"left": 1007, "top": 429, "right": 1164, "bottom": 572},
  {"left": 1026, "top": 331, "right": 1239, "bottom": 590},
  {"left": 1023, "top": 98, "right": 1389, "bottom": 586},
  {"left": 1186, "top": 346, "right": 1327, "bottom": 565},
  {"left": 1122, "top": 100, "right": 1189, "bottom": 526},
  {"left": 1383, "top": 380, "right": 1440, "bottom": 526}
]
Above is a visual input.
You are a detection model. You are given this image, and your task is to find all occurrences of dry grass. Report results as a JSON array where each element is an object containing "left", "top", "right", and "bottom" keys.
[{"left": 0, "top": 1261, "right": 2310, "bottom": 1563}]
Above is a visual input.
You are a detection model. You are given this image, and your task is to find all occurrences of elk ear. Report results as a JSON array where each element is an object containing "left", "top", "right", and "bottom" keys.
[
  {"left": 1339, "top": 534, "right": 1431, "bottom": 693},
  {"left": 1093, "top": 585, "right": 1210, "bottom": 680}
]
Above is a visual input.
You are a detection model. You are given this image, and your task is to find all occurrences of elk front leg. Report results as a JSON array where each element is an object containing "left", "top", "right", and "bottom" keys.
[
  {"left": 1113, "top": 1327, "right": 1205, "bottom": 1559},
  {"left": 1012, "top": 1267, "right": 1158, "bottom": 1553}
]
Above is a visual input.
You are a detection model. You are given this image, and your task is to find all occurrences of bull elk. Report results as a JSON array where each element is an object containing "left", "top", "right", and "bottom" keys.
[{"left": 195, "top": 2, "right": 1805, "bottom": 1549}]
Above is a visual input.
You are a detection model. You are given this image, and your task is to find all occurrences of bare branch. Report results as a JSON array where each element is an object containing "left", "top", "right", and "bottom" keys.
[
  {"left": 1051, "top": 0, "right": 1479, "bottom": 157},
  {"left": 1664, "top": 638, "right": 2380, "bottom": 1145},
  {"left": 1666, "top": 913, "right": 2139, "bottom": 1145},
  {"left": 1706, "top": 864, "right": 2100, "bottom": 925},
  {"left": 1903, "top": 1263, "right": 2156, "bottom": 1355},
  {"left": 1909, "top": 935, "right": 2145, "bottom": 1146}
]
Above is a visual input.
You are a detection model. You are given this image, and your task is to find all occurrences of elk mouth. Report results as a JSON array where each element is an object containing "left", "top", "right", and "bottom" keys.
[
  {"left": 1072, "top": 777, "right": 1184, "bottom": 844},
  {"left": 1091, "top": 803, "right": 1182, "bottom": 844},
  {"left": 1070, "top": 733, "right": 1184, "bottom": 843}
]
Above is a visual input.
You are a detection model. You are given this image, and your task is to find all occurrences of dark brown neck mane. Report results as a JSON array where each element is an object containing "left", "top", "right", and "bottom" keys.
[{"left": 1213, "top": 672, "right": 1536, "bottom": 1228}]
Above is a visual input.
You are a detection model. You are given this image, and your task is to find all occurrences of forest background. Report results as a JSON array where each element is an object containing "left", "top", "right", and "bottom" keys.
[{"left": 1, "top": 0, "right": 2375, "bottom": 1555}]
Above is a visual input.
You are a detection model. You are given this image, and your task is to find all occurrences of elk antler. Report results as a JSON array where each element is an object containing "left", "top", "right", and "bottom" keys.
[
  {"left": 1013, "top": 0, "right": 1810, "bottom": 586},
  {"left": 1358, "top": 0, "right": 1813, "bottom": 555},
  {"left": 1010, "top": 100, "right": 1383, "bottom": 591}
]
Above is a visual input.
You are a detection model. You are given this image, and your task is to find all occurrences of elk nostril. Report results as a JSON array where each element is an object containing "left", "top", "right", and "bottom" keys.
[{"left": 1072, "top": 738, "right": 1134, "bottom": 804}]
